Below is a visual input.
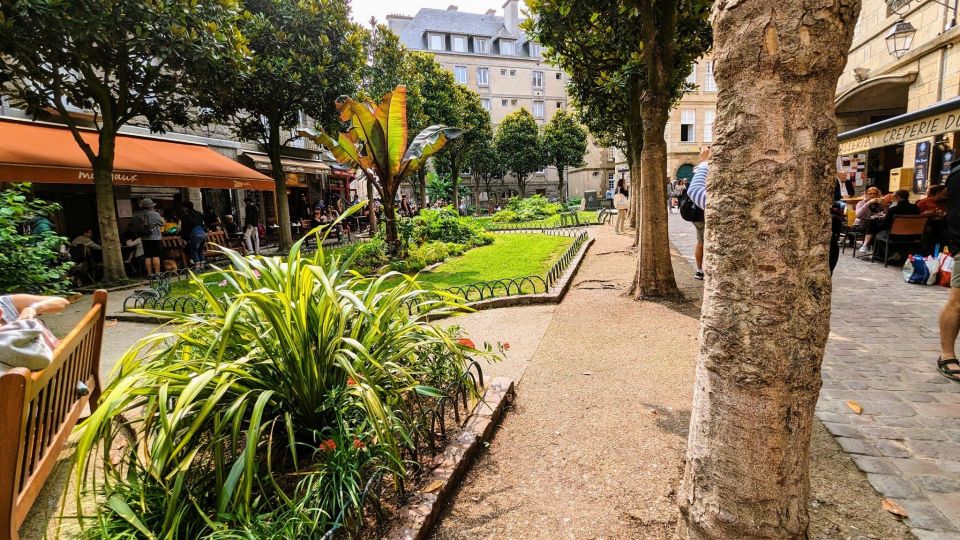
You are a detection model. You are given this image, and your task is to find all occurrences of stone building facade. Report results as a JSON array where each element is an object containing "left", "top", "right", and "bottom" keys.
[{"left": 388, "top": 1, "right": 614, "bottom": 204}]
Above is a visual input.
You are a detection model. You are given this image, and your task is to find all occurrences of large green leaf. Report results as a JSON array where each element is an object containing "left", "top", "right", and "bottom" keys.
[
  {"left": 373, "top": 86, "right": 408, "bottom": 180},
  {"left": 399, "top": 125, "right": 463, "bottom": 178},
  {"left": 336, "top": 96, "right": 388, "bottom": 176}
]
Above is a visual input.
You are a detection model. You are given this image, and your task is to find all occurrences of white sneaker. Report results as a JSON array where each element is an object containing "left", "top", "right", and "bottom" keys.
[{"left": 858, "top": 245, "right": 868, "bottom": 254}]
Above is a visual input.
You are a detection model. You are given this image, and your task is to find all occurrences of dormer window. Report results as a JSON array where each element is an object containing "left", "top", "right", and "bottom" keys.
[
  {"left": 451, "top": 35, "right": 467, "bottom": 52},
  {"left": 428, "top": 33, "right": 445, "bottom": 51},
  {"left": 474, "top": 37, "right": 489, "bottom": 53},
  {"left": 500, "top": 40, "right": 515, "bottom": 56},
  {"left": 530, "top": 42, "right": 542, "bottom": 58}
]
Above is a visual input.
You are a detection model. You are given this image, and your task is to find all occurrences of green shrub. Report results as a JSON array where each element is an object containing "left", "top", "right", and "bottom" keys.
[
  {"left": 0, "top": 184, "right": 72, "bottom": 294},
  {"left": 491, "top": 195, "right": 562, "bottom": 222},
  {"left": 76, "top": 244, "right": 498, "bottom": 538},
  {"left": 412, "top": 207, "right": 488, "bottom": 245}
]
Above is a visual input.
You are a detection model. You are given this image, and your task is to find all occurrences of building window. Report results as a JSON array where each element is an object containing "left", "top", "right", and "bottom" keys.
[
  {"left": 533, "top": 100, "right": 545, "bottom": 118},
  {"left": 704, "top": 60, "right": 716, "bottom": 92},
  {"left": 511, "top": 98, "right": 518, "bottom": 106},
  {"left": 704, "top": 110, "right": 715, "bottom": 143},
  {"left": 680, "top": 110, "right": 696, "bottom": 142},
  {"left": 477, "top": 67, "right": 490, "bottom": 86},
  {"left": 500, "top": 68, "right": 507, "bottom": 76},
  {"left": 501, "top": 98, "right": 508, "bottom": 107},
  {"left": 686, "top": 65, "right": 697, "bottom": 86},
  {"left": 428, "top": 34, "right": 444, "bottom": 51},
  {"left": 530, "top": 42, "right": 542, "bottom": 58},
  {"left": 532, "top": 70, "right": 544, "bottom": 88},
  {"left": 509, "top": 69, "right": 516, "bottom": 76},
  {"left": 482, "top": 98, "right": 491, "bottom": 111},
  {"left": 475, "top": 37, "right": 488, "bottom": 53},
  {"left": 501, "top": 40, "right": 515, "bottom": 55},
  {"left": 557, "top": 101, "right": 563, "bottom": 108},
  {"left": 556, "top": 72, "right": 562, "bottom": 80},
  {"left": 454, "top": 66, "right": 467, "bottom": 84},
  {"left": 451, "top": 35, "right": 467, "bottom": 52},
  {"left": 607, "top": 173, "right": 615, "bottom": 192}
]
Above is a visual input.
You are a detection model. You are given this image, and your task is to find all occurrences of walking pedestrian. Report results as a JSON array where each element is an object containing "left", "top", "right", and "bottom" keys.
[
  {"left": 613, "top": 180, "right": 629, "bottom": 234},
  {"left": 243, "top": 197, "right": 261, "bottom": 255},
  {"left": 686, "top": 146, "right": 710, "bottom": 280},
  {"left": 938, "top": 162, "right": 960, "bottom": 382}
]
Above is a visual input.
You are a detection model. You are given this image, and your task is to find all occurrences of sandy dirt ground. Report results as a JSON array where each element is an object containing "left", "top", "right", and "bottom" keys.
[{"left": 432, "top": 224, "right": 912, "bottom": 540}]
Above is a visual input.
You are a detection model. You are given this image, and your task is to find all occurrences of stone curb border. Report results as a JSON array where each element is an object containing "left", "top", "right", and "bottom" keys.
[
  {"left": 109, "top": 235, "right": 594, "bottom": 324},
  {"left": 385, "top": 376, "right": 515, "bottom": 540}
]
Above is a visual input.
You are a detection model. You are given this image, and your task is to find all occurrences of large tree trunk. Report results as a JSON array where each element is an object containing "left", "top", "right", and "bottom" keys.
[
  {"left": 624, "top": 114, "right": 643, "bottom": 244},
  {"left": 451, "top": 155, "right": 461, "bottom": 210},
  {"left": 382, "top": 195, "right": 399, "bottom": 254},
  {"left": 517, "top": 174, "right": 526, "bottom": 197},
  {"left": 268, "top": 123, "right": 292, "bottom": 251},
  {"left": 678, "top": 1, "right": 858, "bottom": 538},
  {"left": 91, "top": 139, "right": 125, "bottom": 281},
  {"left": 633, "top": 94, "right": 678, "bottom": 299},
  {"left": 557, "top": 166, "right": 566, "bottom": 204}
]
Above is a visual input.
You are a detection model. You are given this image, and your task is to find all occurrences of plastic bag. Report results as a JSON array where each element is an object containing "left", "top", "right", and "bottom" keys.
[
  {"left": 939, "top": 250, "right": 954, "bottom": 287},
  {"left": 903, "top": 254, "right": 940, "bottom": 285}
]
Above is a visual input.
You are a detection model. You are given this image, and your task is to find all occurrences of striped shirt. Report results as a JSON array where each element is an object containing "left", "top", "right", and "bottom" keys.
[{"left": 688, "top": 161, "right": 708, "bottom": 210}]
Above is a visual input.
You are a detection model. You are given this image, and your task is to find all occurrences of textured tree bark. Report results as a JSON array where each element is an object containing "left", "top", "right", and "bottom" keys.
[
  {"left": 633, "top": 95, "right": 678, "bottom": 299},
  {"left": 91, "top": 139, "right": 125, "bottom": 281},
  {"left": 678, "top": 1, "right": 858, "bottom": 538},
  {"left": 268, "top": 122, "right": 293, "bottom": 251}
]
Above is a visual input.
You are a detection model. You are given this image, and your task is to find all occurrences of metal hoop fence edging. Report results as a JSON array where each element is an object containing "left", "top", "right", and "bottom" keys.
[
  {"left": 484, "top": 217, "right": 599, "bottom": 231},
  {"left": 321, "top": 358, "right": 485, "bottom": 539}
]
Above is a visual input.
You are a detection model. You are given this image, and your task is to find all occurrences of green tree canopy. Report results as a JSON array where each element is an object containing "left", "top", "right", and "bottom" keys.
[
  {"left": 0, "top": 0, "right": 245, "bottom": 280},
  {"left": 466, "top": 131, "right": 505, "bottom": 210},
  {"left": 435, "top": 84, "right": 492, "bottom": 208},
  {"left": 542, "top": 109, "right": 588, "bottom": 202},
  {"left": 494, "top": 108, "right": 545, "bottom": 197},
  {"left": 204, "top": 0, "right": 365, "bottom": 250}
]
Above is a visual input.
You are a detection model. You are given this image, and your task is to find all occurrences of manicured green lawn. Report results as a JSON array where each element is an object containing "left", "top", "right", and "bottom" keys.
[
  {"left": 472, "top": 211, "right": 598, "bottom": 229},
  {"left": 413, "top": 233, "right": 572, "bottom": 296}
]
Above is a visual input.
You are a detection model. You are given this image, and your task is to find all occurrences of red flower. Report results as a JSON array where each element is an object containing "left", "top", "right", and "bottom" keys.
[
  {"left": 457, "top": 338, "right": 476, "bottom": 349},
  {"left": 320, "top": 439, "right": 337, "bottom": 452},
  {"left": 503, "top": 342, "right": 511, "bottom": 351},
  {"left": 347, "top": 377, "right": 357, "bottom": 386},
  {"left": 353, "top": 437, "right": 365, "bottom": 450}
]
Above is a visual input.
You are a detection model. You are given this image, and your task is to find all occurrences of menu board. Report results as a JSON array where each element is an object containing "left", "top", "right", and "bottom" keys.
[{"left": 914, "top": 140, "right": 930, "bottom": 193}]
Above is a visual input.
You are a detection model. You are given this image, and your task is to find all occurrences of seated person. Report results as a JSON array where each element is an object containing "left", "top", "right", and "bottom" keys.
[
  {"left": 223, "top": 214, "right": 241, "bottom": 236},
  {"left": 70, "top": 229, "right": 102, "bottom": 259},
  {"left": 162, "top": 210, "right": 180, "bottom": 235},
  {"left": 121, "top": 229, "right": 144, "bottom": 275},
  {"left": 309, "top": 208, "right": 328, "bottom": 230},
  {"left": 880, "top": 189, "right": 921, "bottom": 231},
  {"left": 855, "top": 186, "right": 888, "bottom": 256},
  {"left": 0, "top": 294, "right": 69, "bottom": 324},
  {"left": 918, "top": 184, "right": 948, "bottom": 217}
]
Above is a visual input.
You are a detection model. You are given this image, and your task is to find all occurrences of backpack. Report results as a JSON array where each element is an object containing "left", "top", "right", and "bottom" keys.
[
  {"left": 129, "top": 211, "right": 152, "bottom": 237},
  {"left": 678, "top": 190, "right": 704, "bottom": 222}
]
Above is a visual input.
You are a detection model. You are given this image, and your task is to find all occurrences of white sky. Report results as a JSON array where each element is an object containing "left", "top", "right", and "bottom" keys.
[{"left": 349, "top": 0, "right": 529, "bottom": 28}]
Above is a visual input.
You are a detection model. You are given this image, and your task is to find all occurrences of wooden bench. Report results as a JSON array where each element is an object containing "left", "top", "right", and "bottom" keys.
[
  {"left": 160, "top": 236, "right": 188, "bottom": 269},
  {"left": 203, "top": 230, "right": 246, "bottom": 260},
  {"left": 0, "top": 291, "right": 107, "bottom": 540}
]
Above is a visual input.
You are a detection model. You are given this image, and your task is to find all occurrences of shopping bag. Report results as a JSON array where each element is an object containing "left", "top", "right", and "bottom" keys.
[
  {"left": 939, "top": 250, "right": 954, "bottom": 287},
  {"left": 903, "top": 255, "right": 939, "bottom": 285}
]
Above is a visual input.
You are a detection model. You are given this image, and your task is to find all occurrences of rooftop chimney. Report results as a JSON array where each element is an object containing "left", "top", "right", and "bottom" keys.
[
  {"left": 447, "top": 5, "right": 458, "bottom": 10},
  {"left": 502, "top": 0, "right": 519, "bottom": 36},
  {"left": 486, "top": 9, "right": 496, "bottom": 15}
]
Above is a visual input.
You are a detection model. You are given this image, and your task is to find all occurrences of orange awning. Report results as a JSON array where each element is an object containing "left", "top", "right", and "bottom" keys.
[{"left": 0, "top": 119, "right": 275, "bottom": 191}]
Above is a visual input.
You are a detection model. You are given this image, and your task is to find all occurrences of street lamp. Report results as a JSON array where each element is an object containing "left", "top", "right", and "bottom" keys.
[
  {"left": 886, "top": 19, "right": 917, "bottom": 59},
  {"left": 885, "top": 0, "right": 957, "bottom": 59}
]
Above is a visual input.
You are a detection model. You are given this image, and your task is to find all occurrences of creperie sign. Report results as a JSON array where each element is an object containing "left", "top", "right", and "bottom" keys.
[
  {"left": 839, "top": 107, "right": 960, "bottom": 154},
  {"left": 77, "top": 170, "right": 139, "bottom": 184}
]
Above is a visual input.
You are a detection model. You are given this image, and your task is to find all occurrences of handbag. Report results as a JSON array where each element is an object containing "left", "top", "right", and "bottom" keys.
[{"left": 0, "top": 319, "right": 56, "bottom": 372}]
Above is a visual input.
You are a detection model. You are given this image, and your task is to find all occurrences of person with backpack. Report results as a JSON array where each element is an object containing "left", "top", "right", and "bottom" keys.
[
  {"left": 180, "top": 201, "right": 207, "bottom": 268},
  {"left": 613, "top": 180, "right": 630, "bottom": 234},
  {"left": 132, "top": 198, "right": 164, "bottom": 275},
  {"left": 682, "top": 146, "right": 710, "bottom": 280}
]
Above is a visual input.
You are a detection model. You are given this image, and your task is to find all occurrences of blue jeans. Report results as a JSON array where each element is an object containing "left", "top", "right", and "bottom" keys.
[{"left": 190, "top": 233, "right": 207, "bottom": 265}]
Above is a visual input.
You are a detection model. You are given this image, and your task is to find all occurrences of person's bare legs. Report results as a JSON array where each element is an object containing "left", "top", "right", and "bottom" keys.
[
  {"left": 939, "top": 286, "right": 960, "bottom": 359},
  {"left": 862, "top": 233, "right": 874, "bottom": 249},
  {"left": 695, "top": 241, "right": 703, "bottom": 271},
  {"left": 144, "top": 256, "right": 154, "bottom": 274}
]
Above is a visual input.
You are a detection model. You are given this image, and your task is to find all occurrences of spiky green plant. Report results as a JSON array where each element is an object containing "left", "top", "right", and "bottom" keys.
[{"left": 74, "top": 226, "right": 493, "bottom": 538}]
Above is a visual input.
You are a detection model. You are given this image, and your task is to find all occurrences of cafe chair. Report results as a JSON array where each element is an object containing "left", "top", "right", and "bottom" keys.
[{"left": 873, "top": 215, "right": 928, "bottom": 267}]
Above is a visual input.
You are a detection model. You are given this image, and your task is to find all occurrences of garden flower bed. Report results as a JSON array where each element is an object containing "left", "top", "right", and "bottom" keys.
[{"left": 76, "top": 246, "right": 505, "bottom": 538}]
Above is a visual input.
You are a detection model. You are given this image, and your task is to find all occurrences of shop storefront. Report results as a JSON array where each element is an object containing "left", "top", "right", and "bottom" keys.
[
  {"left": 239, "top": 152, "right": 333, "bottom": 225},
  {"left": 0, "top": 118, "right": 274, "bottom": 241},
  {"left": 837, "top": 96, "right": 960, "bottom": 195}
]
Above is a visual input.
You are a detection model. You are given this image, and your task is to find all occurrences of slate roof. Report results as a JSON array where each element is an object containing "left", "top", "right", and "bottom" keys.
[{"left": 395, "top": 8, "right": 534, "bottom": 57}]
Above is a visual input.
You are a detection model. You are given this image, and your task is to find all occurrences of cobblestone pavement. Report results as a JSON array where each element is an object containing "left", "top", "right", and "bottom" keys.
[{"left": 668, "top": 212, "right": 960, "bottom": 539}]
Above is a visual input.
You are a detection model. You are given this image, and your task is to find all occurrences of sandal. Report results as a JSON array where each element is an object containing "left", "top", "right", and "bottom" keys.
[{"left": 937, "top": 357, "right": 960, "bottom": 382}]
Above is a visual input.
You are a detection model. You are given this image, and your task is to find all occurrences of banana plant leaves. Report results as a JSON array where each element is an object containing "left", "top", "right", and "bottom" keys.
[{"left": 299, "top": 84, "right": 462, "bottom": 186}]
